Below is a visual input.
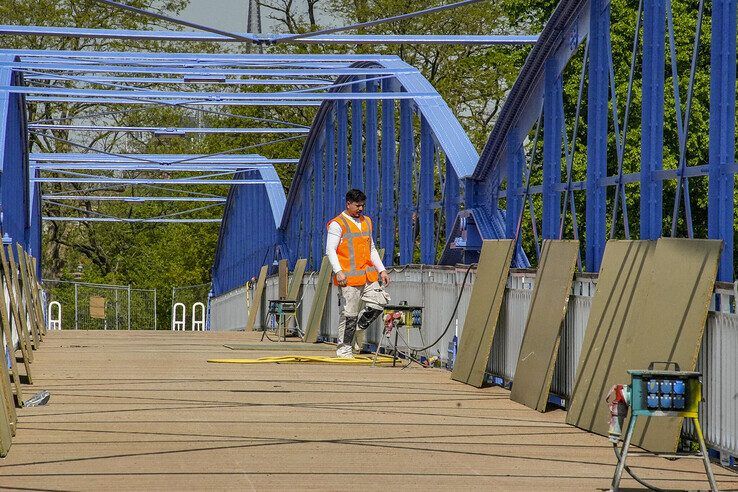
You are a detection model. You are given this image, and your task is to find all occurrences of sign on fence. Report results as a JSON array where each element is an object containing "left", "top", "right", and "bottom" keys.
[{"left": 89, "top": 296, "right": 106, "bottom": 319}]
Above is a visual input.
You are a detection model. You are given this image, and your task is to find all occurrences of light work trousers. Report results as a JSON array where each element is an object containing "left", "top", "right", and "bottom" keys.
[{"left": 336, "top": 281, "right": 388, "bottom": 357}]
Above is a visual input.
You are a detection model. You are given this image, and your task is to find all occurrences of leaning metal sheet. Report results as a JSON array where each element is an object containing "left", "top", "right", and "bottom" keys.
[
  {"left": 451, "top": 240, "right": 514, "bottom": 387},
  {"left": 278, "top": 259, "right": 288, "bottom": 299},
  {"left": 245, "top": 265, "right": 268, "bottom": 332},
  {"left": 303, "top": 256, "right": 331, "bottom": 343},
  {"left": 510, "top": 240, "right": 579, "bottom": 411},
  {"left": 567, "top": 239, "right": 721, "bottom": 452},
  {"left": 566, "top": 241, "right": 655, "bottom": 436},
  {"left": 0, "top": 366, "right": 11, "bottom": 457},
  {"left": 288, "top": 258, "right": 307, "bottom": 301},
  {"left": 621, "top": 238, "right": 721, "bottom": 451}
]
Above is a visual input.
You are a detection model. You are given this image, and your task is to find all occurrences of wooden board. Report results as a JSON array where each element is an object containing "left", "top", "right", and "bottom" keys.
[
  {"left": 245, "top": 265, "right": 268, "bottom": 332},
  {"left": 510, "top": 240, "right": 579, "bottom": 411},
  {"left": 303, "top": 256, "right": 331, "bottom": 343},
  {"left": 451, "top": 240, "right": 515, "bottom": 387},
  {"left": 0, "top": 248, "right": 23, "bottom": 404},
  {"left": 1, "top": 244, "right": 34, "bottom": 376},
  {"left": 278, "top": 259, "right": 288, "bottom": 299},
  {"left": 0, "top": 375, "right": 11, "bottom": 457},
  {"left": 6, "top": 246, "right": 36, "bottom": 354},
  {"left": 16, "top": 245, "right": 42, "bottom": 344},
  {"left": 0, "top": 329, "right": 17, "bottom": 434},
  {"left": 27, "top": 254, "right": 47, "bottom": 337},
  {"left": 566, "top": 239, "right": 721, "bottom": 452},
  {"left": 287, "top": 258, "right": 307, "bottom": 301}
]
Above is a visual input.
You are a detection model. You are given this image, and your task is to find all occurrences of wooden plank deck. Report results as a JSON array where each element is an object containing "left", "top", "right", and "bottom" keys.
[{"left": 1, "top": 330, "right": 735, "bottom": 491}]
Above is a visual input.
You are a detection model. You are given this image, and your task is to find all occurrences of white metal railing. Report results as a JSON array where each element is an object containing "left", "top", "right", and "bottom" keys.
[
  {"left": 47, "top": 301, "right": 62, "bottom": 330},
  {"left": 209, "top": 265, "right": 738, "bottom": 458},
  {"left": 191, "top": 302, "right": 206, "bottom": 331},
  {"left": 171, "top": 302, "right": 186, "bottom": 331}
]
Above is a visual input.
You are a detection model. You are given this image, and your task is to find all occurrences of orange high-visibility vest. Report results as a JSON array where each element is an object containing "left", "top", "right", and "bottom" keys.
[{"left": 327, "top": 213, "right": 379, "bottom": 287}]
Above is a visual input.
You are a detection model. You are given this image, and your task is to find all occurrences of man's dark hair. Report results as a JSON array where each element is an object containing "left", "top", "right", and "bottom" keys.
[{"left": 346, "top": 189, "right": 367, "bottom": 203}]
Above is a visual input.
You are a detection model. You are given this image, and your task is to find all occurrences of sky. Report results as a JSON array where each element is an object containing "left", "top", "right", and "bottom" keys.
[{"left": 178, "top": 0, "right": 331, "bottom": 34}]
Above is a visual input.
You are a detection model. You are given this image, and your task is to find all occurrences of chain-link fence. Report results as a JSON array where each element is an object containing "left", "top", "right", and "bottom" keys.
[
  {"left": 44, "top": 280, "right": 157, "bottom": 330},
  {"left": 171, "top": 283, "right": 211, "bottom": 330}
]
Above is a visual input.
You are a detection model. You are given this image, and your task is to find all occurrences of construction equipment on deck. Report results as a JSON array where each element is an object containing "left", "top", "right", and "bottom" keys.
[
  {"left": 610, "top": 362, "right": 718, "bottom": 491},
  {"left": 263, "top": 299, "right": 301, "bottom": 341},
  {"left": 373, "top": 303, "right": 424, "bottom": 367}
]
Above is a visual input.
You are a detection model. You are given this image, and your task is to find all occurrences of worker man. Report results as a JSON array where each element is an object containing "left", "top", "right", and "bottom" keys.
[{"left": 326, "top": 188, "right": 391, "bottom": 358}]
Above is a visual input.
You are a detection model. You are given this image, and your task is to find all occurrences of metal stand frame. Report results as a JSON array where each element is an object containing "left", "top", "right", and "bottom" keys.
[{"left": 611, "top": 415, "right": 718, "bottom": 491}]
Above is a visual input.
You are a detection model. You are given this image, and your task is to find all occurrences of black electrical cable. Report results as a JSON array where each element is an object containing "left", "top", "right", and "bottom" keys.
[
  {"left": 405, "top": 262, "right": 476, "bottom": 353},
  {"left": 611, "top": 442, "right": 670, "bottom": 491}
]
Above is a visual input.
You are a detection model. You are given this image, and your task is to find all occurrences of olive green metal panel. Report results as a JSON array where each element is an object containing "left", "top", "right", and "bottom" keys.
[
  {"left": 0, "top": 259, "right": 23, "bottom": 404},
  {"left": 278, "top": 259, "right": 288, "bottom": 299},
  {"left": 567, "top": 239, "right": 721, "bottom": 453},
  {"left": 626, "top": 238, "right": 721, "bottom": 451},
  {"left": 0, "top": 371, "right": 12, "bottom": 457},
  {"left": 510, "top": 240, "right": 579, "bottom": 411},
  {"left": 567, "top": 241, "right": 656, "bottom": 435},
  {"left": 451, "top": 240, "right": 515, "bottom": 387},
  {"left": 1, "top": 244, "right": 33, "bottom": 382},
  {"left": 0, "top": 334, "right": 16, "bottom": 434},
  {"left": 245, "top": 265, "right": 268, "bottom": 332},
  {"left": 303, "top": 256, "right": 331, "bottom": 343},
  {"left": 16, "top": 245, "right": 41, "bottom": 346},
  {"left": 287, "top": 258, "right": 307, "bottom": 301}
]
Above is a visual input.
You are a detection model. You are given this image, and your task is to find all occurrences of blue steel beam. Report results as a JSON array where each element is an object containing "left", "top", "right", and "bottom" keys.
[
  {"left": 365, "top": 79, "right": 379, "bottom": 219},
  {"left": 336, "top": 101, "right": 349, "bottom": 202},
  {"left": 325, "top": 110, "right": 336, "bottom": 219},
  {"left": 312, "top": 138, "right": 323, "bottom": 270},
  {"left": 43, "top": 195, "right": 227, "bottom": 202},
  {"left": 640, "top": 0, "right": 665, "bottom": 240},
  {"left": 301, "top": 176, "right": 310, "bottom": 261},
  {"left": 24, "top": 75, "right": 332, "bottom": 85},
  {"left": 0, "top": 55, "right": 35, "bottom": 253},
  {"left": 33, "top": 164, "right": 260, "bottom": 172},
  {"left": 1, "top": 64, "right": 417, "bottom": 77},
  {"left": 350, "top": 80, "right": 364, "bottom": 189},
  {"left": 505, "top": 135, "right": 523, "bottom": 239},
  {"left": 467, "top": 0, "right": 590, "bottom": 267},
  {"left": 0, "top": 25, "right": 540, "bottom": 45},
  {"left": 0, "top": 48, "right": 393, "bottom": 61},
  {"left": 380, "top": 79, "right": 396, "bottom": 264},
  {"left": 419, "top": 116, "right": 435, "bottom": 264},
  {"left": 542, "top": 60, "right": 562, "bottom": 240},
  {"left": 709, "top": 0, "right": 737, "bottom": 281},
  {"left": 398, "top": 99, "right": 414, "bottom": 264},
  {"left": 25, "top": 96, "right": 322, "bottom": 106},
  {"left": 586, "top": 0, "right": 609, "bottom": 271},
  {"left": 29, "top": 124, "right": 310, "bottom": 134},
  {"left": 43, "top": 217, "right": 222, "bottom": 223},
  {"left": 30, "top": 153, "right": 298, "bottom": 165},
  {"left": 212, "top": 166, "right": 285, "bottom": 295},
  {"left": 3, "top": 86, "right": 434, "bottom": 100},
  {"left": 444, "top": 157, "right": 459, "bottom": 240},
  {"left": 34, "top": 177, "right": 277, "bottom": 185}
]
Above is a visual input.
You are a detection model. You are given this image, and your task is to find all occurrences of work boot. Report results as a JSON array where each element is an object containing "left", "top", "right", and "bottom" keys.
[
  {"left": 336, "top": 345, "right": 353, "bottom": 358},
  {"left": 336, "top": 316, "right": 358, "bottom": 358}
]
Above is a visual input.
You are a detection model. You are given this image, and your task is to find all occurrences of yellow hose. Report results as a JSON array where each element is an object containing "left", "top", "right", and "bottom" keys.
[{"left": 207, "top": 355, "right": 397, "bottom": 365}]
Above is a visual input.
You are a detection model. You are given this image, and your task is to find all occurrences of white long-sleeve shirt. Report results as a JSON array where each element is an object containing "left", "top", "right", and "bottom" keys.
[{"left": 326, "top": 212, "right": 385, "bottom": 274}]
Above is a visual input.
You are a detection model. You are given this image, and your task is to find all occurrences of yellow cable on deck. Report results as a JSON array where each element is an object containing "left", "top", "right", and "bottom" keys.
[{"left": 207, "top": 355, "right": 397, "bottom": 365}]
